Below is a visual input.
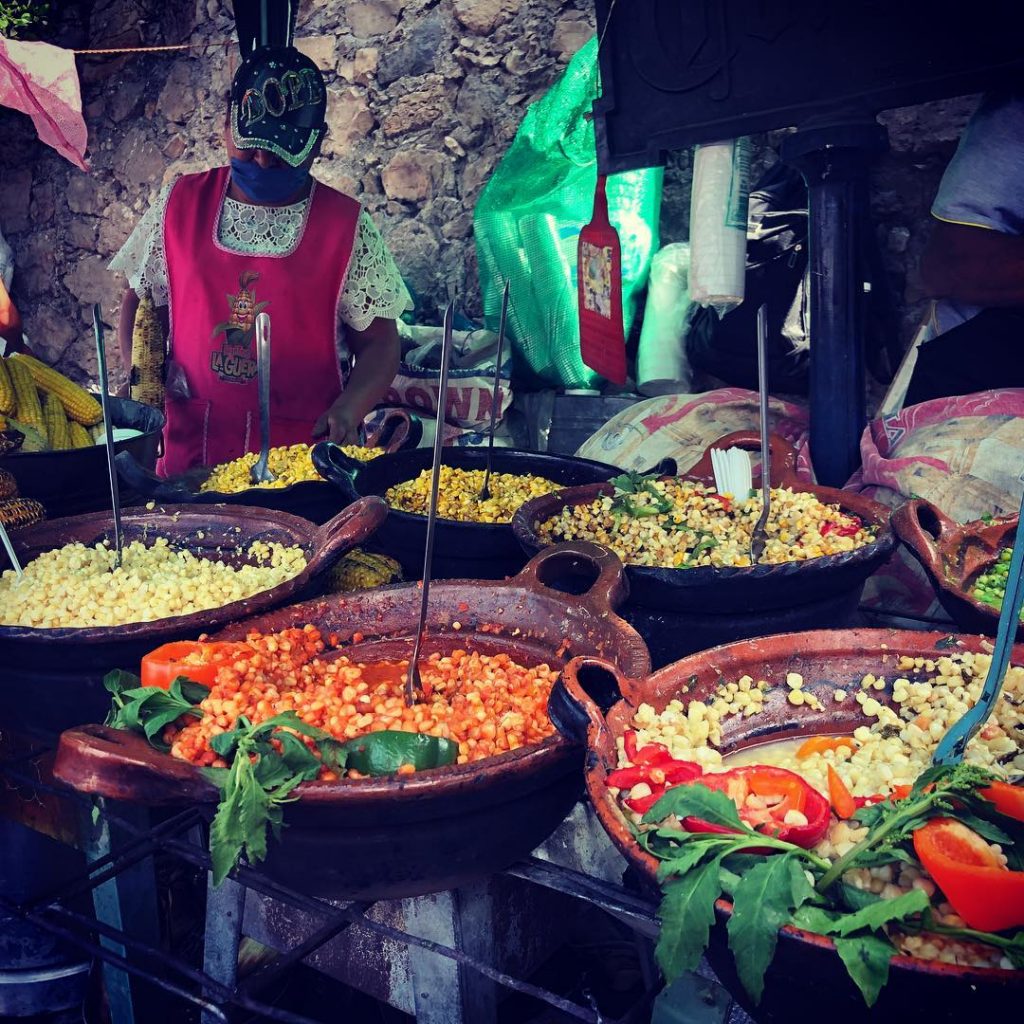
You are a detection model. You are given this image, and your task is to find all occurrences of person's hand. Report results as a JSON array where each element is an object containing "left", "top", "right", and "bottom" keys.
[{"left": 313, "top": 397, "right": 361, "bottom": 445}]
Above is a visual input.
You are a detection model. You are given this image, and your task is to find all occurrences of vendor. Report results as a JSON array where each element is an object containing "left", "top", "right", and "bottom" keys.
[
  {"left": 110, "top": 44, "right": 408, "bottom": 475},
  {"left": 905, "top": 91, "right": 1024, "bottom": 405}
]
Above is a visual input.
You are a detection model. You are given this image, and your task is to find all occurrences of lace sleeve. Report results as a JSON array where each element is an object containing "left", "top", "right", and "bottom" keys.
[
  {"left": 338, "top": 211, "right": 413, "bottom": 333},
  {"left": 108, "top": 184, "right": 173, "bottom": 305}
]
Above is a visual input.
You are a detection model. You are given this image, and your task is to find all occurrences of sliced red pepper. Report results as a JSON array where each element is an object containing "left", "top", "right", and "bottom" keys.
[
  {"left": 140, "top": 641, "right": 252, "bottom": 690},
  {"left": 633, "top": 742, "right": 673, "bottom": 765},
  {"left": 625, "top": 785, "right": 666, "bottom": 815},
  {"left": 662, "top": 762, "right": 703, "bottom": 784},
  {"left": 716, "top": 495, "right": 733, "bottom": 513},
  {"left": 683, "top": 766, "right": 830, "bottom": 849},
  {"left": 981, "top": 780, "right": 1024, "bottom": 823},
  {"left": 914, "top": 818, "right": 1024, "bottom": 932},
  {"left": 623, "top": 730, "right": 639, "bottom": 762},
  {"left": 606, "top": 765, "right": 649, "bottom": 790}
]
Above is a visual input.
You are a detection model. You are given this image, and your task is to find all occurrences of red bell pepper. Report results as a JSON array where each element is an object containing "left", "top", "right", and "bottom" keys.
[
  {"left": 140, "top": 641, "right": 252, "bottom": 690},
  {"left": 981, "top": 780, "right": 1024, "bottom": 823},
  {"left": 820, "top": 516, "right": 862, "bottom": 538},
  {"left": 612, "top": 733, "right": 703, "bottom": 814},
  {"left": 684, "top": 766, "right": 831, "bottom": 849},
  {"left": 914, "top": 818, "right": 1024, "bottom": 932}
]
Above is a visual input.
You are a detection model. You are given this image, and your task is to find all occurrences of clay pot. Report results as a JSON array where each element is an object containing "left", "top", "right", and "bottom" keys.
[
  {"left": 53, "top": 542, "right": 651, "bottom": 900},
  {"left": 115, "top": 409, "right": 421, "bottom": 525},
  {"left": 893, "top": 497, "right": 1021, "bottom": 641},
  {"left": 0, "top": 499, "right": 386, "bottom": 735},
  {"left": 551, "top": 628, "right": 1024, "bottom": 1024},
  {"left": 312, "top": 442, "right": 621, "bottom": 580},
  {"left": 514, "top": 431, "right": 897, "bottom": 666}
]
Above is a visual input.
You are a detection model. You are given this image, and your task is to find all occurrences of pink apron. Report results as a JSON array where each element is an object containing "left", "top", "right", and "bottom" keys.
[{"left": 159, "top": 166, "right": 360, "bottom": 476}]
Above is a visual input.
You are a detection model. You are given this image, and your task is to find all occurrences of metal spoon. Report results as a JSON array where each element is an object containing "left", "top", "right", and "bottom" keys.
[
  {"left": 0, "top": 520, "right": 23, "bottom": 579},
  {"left": 250, "top": 311, "right": 276, "bottom": 485},
  {"left": 933, "top": 488, "right": 1024, "bottom": 766},
  {"left": 750, "top": 304, "right": 772, "bottom": 564},
  {"left": 94, "top": 304, "right": 124, "bottom": 569},
  {"left": 405, "top": 299, "right": 457, "bottom": 707},
  {"left": 479, "top": 281, "right": 510, "bottom": 502}
]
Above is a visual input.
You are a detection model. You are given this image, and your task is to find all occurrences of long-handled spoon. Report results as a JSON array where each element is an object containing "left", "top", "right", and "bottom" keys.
[
  {"left": 933, "top": 487, "right": 1024, "bottom": 765},
  {"left": 479, "top": 281, "right": 510, "bottom": 502},
  {"left": 250, "top": 311, "right": 276, "bottom": 485},
  {"left": 750, "top": 304, "right": 772, "bottom": 564},
  {"left": 405, "top": 299, "right": 457, "bottom": 707},
  {"left": 94, "top": 304, "right": 124, "bottom": 569}
]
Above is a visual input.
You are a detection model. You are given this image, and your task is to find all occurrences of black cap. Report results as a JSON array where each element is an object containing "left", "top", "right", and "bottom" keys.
[{"left": 230, "top": 45, "right": 327, "bottom": 167}]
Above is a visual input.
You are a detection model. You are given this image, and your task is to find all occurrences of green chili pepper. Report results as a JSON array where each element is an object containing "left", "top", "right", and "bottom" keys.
[{"left": 343, "top": 731, "right": 459, "bottom": 776}]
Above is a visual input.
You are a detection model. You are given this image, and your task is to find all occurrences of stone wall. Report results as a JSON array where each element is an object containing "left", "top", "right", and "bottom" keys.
[{"left": 0, "top": 0, "right": 976, "bottom": 388}]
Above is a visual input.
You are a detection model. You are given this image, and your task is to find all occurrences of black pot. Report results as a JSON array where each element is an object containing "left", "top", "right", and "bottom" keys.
[
  {"left": 5, "top": 397, "right": 163, "bottom": 518},
  {"left": 312, "top": 442, "right": 621, "bottom": 580},
  {"left": 114, "top": 408, "right": 423, "bottom": 525},
  {"left": 513, "top": 430, "right": 897, "bottom": 667}
]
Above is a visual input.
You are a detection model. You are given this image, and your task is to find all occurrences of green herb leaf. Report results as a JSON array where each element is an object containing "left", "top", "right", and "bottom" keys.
[
  {"left": 833, "top": 934, "right": 895, "bottom": 1007},
  {"left": 103, "top": 669, "right": 141, "bottom": 696},
  {"left": 796, "top": 888, "right": 928, "bottom": 937},
  {"left": 654, "top": 855, "right": 725, "bottom": 982},
  {"left": 726, "top": 854, "right": 814, "bottom": 1003},
  {"left": 644, "top": 782, "right": 748, "bottom": 833},
  {"left": 209, "top": 750, "right": 267, "bottom": 885},
  {"left": 791, "top": 904, "right": 842, "bottom": 934},
  {"left": 656, "top": 843, "right": 723, "bottom": 883}
]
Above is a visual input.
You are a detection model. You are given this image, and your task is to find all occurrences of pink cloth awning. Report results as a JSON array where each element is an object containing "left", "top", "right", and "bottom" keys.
[{"left": 0, "top": 37, "right": 88, "bottom": 171}]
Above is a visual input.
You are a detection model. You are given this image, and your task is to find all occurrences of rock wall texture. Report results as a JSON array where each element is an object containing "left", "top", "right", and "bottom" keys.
[{"left": 0, "top": 0, "right": 976, "bottom": 389}]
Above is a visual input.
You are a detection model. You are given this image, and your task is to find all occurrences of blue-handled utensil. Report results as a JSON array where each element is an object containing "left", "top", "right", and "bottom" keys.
[{"left": 932, "top": 487, "right": 1024, "bottom": 765}]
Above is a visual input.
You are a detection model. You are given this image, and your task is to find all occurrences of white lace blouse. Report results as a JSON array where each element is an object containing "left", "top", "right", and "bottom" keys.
[{"left": 109, "top": 181, "right": 412, "bottom": 334}]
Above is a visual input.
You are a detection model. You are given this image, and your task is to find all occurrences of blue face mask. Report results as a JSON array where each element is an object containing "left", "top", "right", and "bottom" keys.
[{"left": 230, "top": 157, "right": 309, "bottom": 203}]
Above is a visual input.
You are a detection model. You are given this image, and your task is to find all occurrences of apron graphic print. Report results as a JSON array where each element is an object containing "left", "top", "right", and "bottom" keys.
[{"left": 210, "top": 270, "right": 266, "bottom": 384}]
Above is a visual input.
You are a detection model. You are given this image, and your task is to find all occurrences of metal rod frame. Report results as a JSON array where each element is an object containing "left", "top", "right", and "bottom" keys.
[{"left": 0, "top": 758, "right": 662, "bottom": 1024}]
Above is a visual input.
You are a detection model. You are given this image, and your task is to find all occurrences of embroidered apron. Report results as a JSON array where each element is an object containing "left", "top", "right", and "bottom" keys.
[{"left": 159, "top": 166, "right": 360, "bottom": 476}]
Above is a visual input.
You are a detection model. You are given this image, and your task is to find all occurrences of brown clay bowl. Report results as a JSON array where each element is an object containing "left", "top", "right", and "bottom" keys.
[
  {"left": 115, "top": 408, "right": 421, "bottom": 525},
  {"left": 893, "top": 497, "right": 1021, "bottom": 640},
  {"left": 53, "top": 541, "right": 651, "bottom": 900},
  {"left": 0, "top": 497, "right": 387, "bottom": 672},
  {"left": 513, "top": 431, "right": 897, "bottom": 665},
  {"left": 550, "top": 629, "right": 1024, "bottom": 1023}
]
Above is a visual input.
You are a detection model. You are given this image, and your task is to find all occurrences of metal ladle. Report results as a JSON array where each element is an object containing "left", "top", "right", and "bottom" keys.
[
  {"left": 479, "top": 281, "right": 510, "bottom": 502},
  {"left": 94, "top": 304, "right": 124, "bottom": 568},
  {"left": 250, "top": 311, "right": 276, "bottom": 485},
  {"left": 750, "top": 303, "right": 772, "bottom": 564},
  {"left": 0, "top": 521, "right": 23, "bottom": 579},
  {"left": 405, "top": 299, "right": 457, "bottom": 706}
]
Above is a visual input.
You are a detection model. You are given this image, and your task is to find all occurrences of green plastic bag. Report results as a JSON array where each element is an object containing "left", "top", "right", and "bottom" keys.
[{"left": 473, "top": 37, "right": 664, "bottom": 390}]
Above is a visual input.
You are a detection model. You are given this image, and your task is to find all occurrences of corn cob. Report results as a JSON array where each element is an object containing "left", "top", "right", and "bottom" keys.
[
  {"left": 6, "top": 356, "right": 44, "bottom": 433},
  {"left": 129, "top": 294, "right": 165, "bottom": 408},
  {"left": 10, "top": 352, "right": 102, "bottom": 426},
  {"left": 0, "top": 358, "right": 14, "bottom": 416},
  {"left": 42, "top": 392, "right": 71, "bottom": 450},
  {"left": 68, "top": 421, "right": 93, "bottom": 449},
  {"left": 0, "top": 468, "right": 17, "bottom": 501},
  {"left": 0, "top": 497, "right": 45, "bottom": 531},
  {"left": 325, "top": 549, "right": 403, "bottom": 593}
]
